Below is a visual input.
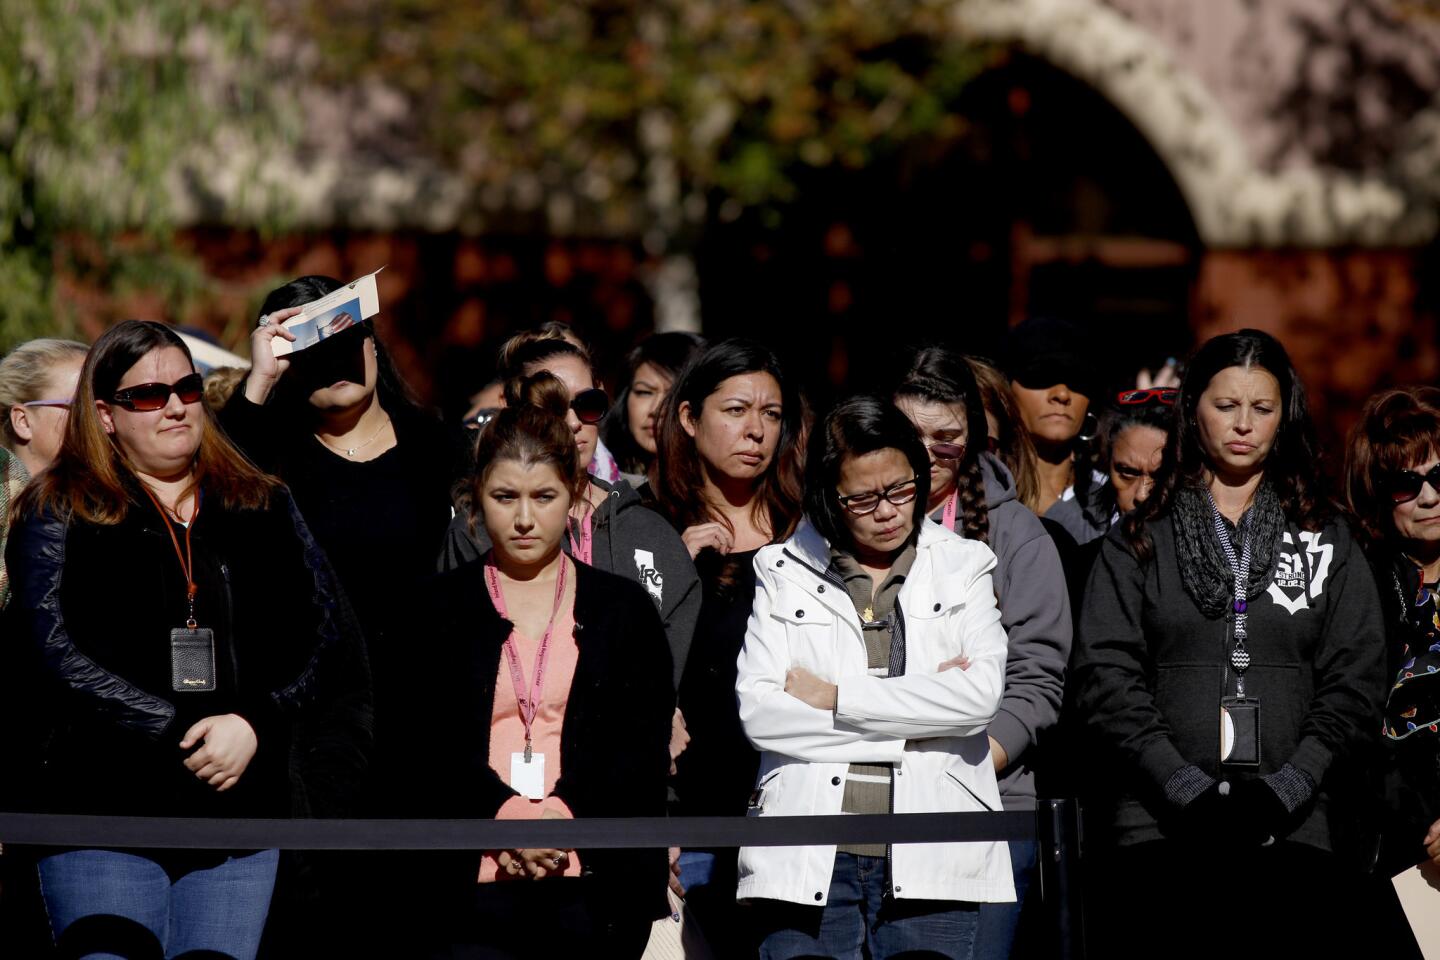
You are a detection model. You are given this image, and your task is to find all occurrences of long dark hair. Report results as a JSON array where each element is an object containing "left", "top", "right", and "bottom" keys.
[
  {"left": 893, "top": 346, "right": 991, "bottom": 544},
  {"left": 1344, "top": 386, "right": 1440, "bottom": 545},
  {"left": 22, "top": 321, "right": 278, "bottom": 525},
  {"left": 1123, "top": 328, "right": 1329, "bottom": 559},
  {"left": 806, "top": 396, "right": 931, "bottom": 554},
  {"left": 601, "top": 332, "right": 706, "bottom": 475},
  {"left": 256, "top": 275, "right": 425, "bottom": 418},
  {"left": 654, "top": 338, "right": 805, "bottom": 545}
]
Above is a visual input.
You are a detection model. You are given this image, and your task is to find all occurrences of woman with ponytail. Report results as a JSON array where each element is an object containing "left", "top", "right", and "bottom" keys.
[
  {"left": 375, "top": 380, "right": 673, "bottom": 958},
  {"left": 894, "top": 346, "right": 1072, "bottom": 958}
]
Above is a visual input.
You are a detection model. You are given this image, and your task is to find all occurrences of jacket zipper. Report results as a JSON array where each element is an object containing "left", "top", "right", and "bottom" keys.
[{"left": 220, "top": 561, "right": 239, "bottom": 691}]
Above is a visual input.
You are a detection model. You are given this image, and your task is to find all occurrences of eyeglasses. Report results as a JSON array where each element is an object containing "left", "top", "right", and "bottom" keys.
[
  {"left": 836, "top": 476, "right": 920, "bottom": 516},
  {"left": 923, "top": 438, "right": 965, "bottom": 461},
  {"left": 111, "top": 373, "right": 205, "bottom": 412},
  {"left": 21, "top": 398, "right": 72, "bottom": 409},
  {"left": 570, "top": 387, "right": 609, "bottom": 425},
  {"left": 1386, "top": 464, "right": 1440, "bottom": 504},
  {"left": 1117, "top": 388, "right": 1178, "bottom": 406}
]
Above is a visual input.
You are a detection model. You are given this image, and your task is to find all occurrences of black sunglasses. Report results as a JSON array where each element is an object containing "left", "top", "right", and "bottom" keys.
[
  {"left": 570, "top": 387, "right": 608, "bottom": 425},
  {"left": 1386, "top": 464, "right": 1440, "bottom": 505},
  {"left": 111, "top": 373, "right": 205, "bottom": 412}
]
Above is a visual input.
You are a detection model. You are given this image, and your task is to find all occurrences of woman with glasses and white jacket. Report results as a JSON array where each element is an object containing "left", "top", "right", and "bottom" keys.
[{"left": 736, "top": 395, "right": 1013, "bottom": 960}]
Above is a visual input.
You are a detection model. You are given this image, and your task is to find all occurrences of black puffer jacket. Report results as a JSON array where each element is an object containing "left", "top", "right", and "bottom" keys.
[{"left": 4, "top": 483, "right": 338, "bottom": 818}]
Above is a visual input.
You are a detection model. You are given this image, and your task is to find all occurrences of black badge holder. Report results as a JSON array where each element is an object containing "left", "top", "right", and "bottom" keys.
[
  {"left": 1220, "top": 696, "right": 1261, "bottom": 768},
  {"left": 171, "top": 627, "right": 217, "bottom": 692}
]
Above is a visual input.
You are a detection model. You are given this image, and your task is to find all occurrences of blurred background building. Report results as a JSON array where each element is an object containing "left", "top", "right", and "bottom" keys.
[{"left": 4, "top": 0, "right": 1438, "bottom": 440}]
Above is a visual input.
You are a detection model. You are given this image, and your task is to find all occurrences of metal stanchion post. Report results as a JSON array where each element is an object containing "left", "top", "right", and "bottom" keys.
[{"left": 1036, "top": 798, "right": 1085, "bottom": 960}]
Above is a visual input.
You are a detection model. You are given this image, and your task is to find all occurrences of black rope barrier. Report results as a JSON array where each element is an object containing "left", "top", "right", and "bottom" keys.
[{"left": 0, "top": 809, "right": 1037, "bottom": 851}]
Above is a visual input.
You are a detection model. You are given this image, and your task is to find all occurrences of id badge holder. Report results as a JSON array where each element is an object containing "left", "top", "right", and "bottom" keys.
[
  {"left": 510, "top": 751, "right": 546, "bottom": 800},
  {"left": 1219, "top": 696, "right": 1261, "bottom": 768},
  {"left": 170, "top": 627, "right": 217, "bottom": 692}
]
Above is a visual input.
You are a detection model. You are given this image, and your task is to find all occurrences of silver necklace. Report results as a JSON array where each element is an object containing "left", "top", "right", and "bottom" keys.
[{"left": 317, "top": 415, "right": 391, "bottom": 458}]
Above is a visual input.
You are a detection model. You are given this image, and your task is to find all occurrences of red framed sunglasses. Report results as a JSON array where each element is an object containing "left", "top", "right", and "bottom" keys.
[
  {"left": 111, "top": 373, "right": 205, "bottom": 412},
  {"left": 1117, "top": 388, "right": 1178, "bottom": 406}
]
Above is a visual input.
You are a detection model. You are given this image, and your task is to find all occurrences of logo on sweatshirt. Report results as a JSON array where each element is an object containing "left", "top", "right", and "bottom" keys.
[
  {"left": 1267, "top": 530, "right": 1333, "bottom": 615},
  {"left": 634, "top": 549, "right": 663, "bottom": 606}
]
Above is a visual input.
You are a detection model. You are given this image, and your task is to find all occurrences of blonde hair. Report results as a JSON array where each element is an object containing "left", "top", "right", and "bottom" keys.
[
  {"left": 0, "top": 339, "right": 89, "bottom": 447},
  {"left": 203, "top": 366, "right": 248, "bottom": 410}
]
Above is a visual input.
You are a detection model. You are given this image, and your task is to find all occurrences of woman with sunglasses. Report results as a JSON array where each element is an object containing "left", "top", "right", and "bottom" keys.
[
  {"left": 1100, "top": 388, "right": 1176, "bottom": 520},
  {"left": 892, "top": 346, "right": 1070, "bottom": 959},
  {"left": 0, "top": 338, "right": 89, "bottom": 608},
  {"left": 375, "top": 378, "right": 674, "bottom": 959},
  {"left": 443, "top": 334, "right": 701, "bottom": 696},
  {"left": 1072, "top": 329, "right": 1384, "bottom": 957},
  {"left": 5, "top": 321, "right": 338, "bottom": 960},
  {"left": 600, "top": 331, "right": 707, "bottom": 490},
  {"left": 1000, "top": 318, "right": 1110, "bottom": 545},
  {"left": 1344, "top": 386, "right": 1440, "bottom": 956},
  {"left": 736, "top": 395, "right": 1013, "bottom": 959}
]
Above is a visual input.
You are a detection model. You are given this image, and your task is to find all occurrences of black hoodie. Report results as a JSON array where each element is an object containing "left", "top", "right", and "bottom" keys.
[{"left": 1073, "top": 513, "right": 1385, "bottom": 854}]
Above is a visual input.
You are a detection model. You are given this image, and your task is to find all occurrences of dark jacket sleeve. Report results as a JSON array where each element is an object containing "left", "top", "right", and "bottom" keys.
[
  {"left": 1289, "top": 525, "right": 1386, "bottom": 787},
  {"left": 631, "top": 509, "right": 701, "bottom": 690},
  {"left": 990, "top": 522, "right": 1072, "bottom": 774},
  {"left": 216, "top": 389, "right": 283, "bottom": 473},
  {"left": 5, "top": 510, "right": 176, "bottom": 737},
  {"left": 437, "top": 512, "right": 489, "bottom": 573},
  {"left": 274, "top": 488, "right": 375, "bottom": 816},
  {"left": 1072, "top": 529, "right": 1191, "bottom": 803}
]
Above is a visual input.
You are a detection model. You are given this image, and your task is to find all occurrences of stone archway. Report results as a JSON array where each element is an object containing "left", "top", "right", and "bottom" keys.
[{"left": 953, "top": 0, "right": 1439, "bottom": 247}]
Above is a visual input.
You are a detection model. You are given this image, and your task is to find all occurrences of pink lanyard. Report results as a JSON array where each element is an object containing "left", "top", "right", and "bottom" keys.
[
  {"left": 484, "top": 553, "right": 570, "bottom": 757},
  {"left": 941, "top": 491, "right": 958, "bottom": 533},
  {"left": 567, "top": 511, "right": 594, "bottom": 566}
]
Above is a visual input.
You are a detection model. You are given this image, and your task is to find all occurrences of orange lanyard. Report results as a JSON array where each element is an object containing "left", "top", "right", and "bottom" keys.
[{"left": 140, "top": 485, "right": 202, "bottom": 629}]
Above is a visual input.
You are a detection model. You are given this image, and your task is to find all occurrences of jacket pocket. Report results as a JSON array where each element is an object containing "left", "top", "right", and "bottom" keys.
[
  {"left": 748, "top": 766, "right": 784, "bottom": 815},
  {"left": 772, "top": 583, "right": 835, "bottom": 627},
  {"left": 944, "top": 768, "right": 996, "bottom": 812}
]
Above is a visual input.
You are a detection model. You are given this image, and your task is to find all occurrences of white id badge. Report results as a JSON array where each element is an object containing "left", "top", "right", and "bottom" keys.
[{"left": 509, "top": 752, "right": 546, "bottom": 800}]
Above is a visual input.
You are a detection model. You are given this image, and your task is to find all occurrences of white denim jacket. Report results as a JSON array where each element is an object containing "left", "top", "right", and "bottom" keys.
[{"left": 735, "top": 518, "right": 1015, "bottom": 907}]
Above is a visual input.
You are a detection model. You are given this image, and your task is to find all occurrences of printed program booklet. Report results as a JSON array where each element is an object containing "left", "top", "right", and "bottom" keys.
[{"left": 270, "top": 268, "right": 384, "bottom": 358}]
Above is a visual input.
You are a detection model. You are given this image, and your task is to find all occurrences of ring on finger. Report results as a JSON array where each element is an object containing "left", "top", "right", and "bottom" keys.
[{"left": 257, "top": 315, "right": 272, "bottom": 327}]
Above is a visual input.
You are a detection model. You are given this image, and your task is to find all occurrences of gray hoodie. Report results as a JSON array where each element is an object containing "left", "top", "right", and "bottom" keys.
[
  {"left": 933, "top": 453, "right": 1073, "bottom": 810},
  {"left": 440, "top": 476, "right": 701, "bottom": 688}
]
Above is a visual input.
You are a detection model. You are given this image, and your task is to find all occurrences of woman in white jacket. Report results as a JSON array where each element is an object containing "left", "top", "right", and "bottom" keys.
[{"left": 736, "top": 395, "right": 1014, "bottom": 960}]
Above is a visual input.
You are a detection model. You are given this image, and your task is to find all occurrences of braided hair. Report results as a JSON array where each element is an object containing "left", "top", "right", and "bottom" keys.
[{"left": 893, "top": 346, "right": 991, "bottom": 545}]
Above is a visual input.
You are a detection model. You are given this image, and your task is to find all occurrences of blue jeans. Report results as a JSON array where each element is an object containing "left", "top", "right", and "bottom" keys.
[
  {"left": 756, "top": 853, "right": 979, "bottom": 960},
  {"left": 974, "top": 839, "right": 1037, "bottom": 960},
  {"left": 38, "top": 848, "right": 279, "bottom": 960}
]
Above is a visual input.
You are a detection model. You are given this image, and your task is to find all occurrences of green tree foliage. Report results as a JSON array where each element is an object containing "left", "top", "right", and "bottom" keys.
[
  {"left": 0, "top": 0, "right": 285, "bottom": 349},
  {"left": 306, "top": 0, "right": 993, "bottom": 240}
]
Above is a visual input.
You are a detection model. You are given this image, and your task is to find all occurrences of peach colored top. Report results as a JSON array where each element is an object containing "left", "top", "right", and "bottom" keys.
[{"left": 478, "top": 601, "right": 583, "bottom": 883}]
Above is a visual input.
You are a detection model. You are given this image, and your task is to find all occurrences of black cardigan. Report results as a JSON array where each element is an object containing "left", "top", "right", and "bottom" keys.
[{"left": 372, "top": 559, "right": 675, "bottom": 926}]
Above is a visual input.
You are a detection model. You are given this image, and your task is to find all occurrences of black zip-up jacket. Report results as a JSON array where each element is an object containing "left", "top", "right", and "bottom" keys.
[
  {"left": 371, "top": 559, "right": 674, "bottom": 931},
  {"left": 1073, "top": 514, "right": 1385, "bottom": 855},
  {"left": 3, "top": 484, "right": 338, "bottom": 818}
]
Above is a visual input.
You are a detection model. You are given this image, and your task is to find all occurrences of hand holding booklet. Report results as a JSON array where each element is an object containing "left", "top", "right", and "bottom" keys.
[{"left": 270, "top": 268, "right": 384, "bottom": 358}]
